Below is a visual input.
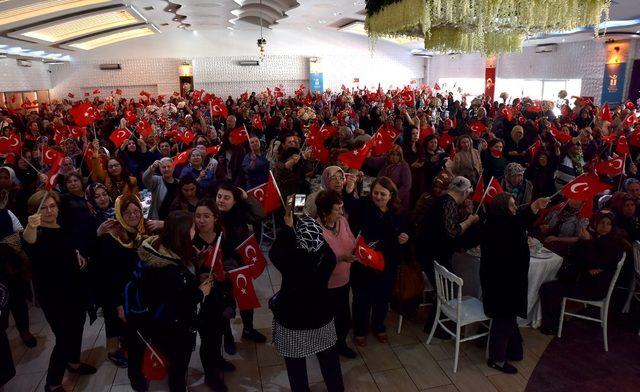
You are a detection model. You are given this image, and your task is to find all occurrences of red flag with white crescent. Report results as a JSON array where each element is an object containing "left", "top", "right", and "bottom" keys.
[
  {"left": 560, "top": 174, "right": 611, "bottom": 201},
  {"left": 338, "top": 141, "right": 372, "bottom": 170},
  {"left": 229, "top": 125, "right": 250, "bottom": 145},
  {"left": 109, "top": 128, "right": 132, "bottom": 149},
  {"left": 42, "top": 147, "right": 65, "bottom": 166},
  {"left": 615, "top": 135, "right": 630, "bottom": 156},
  {"left": 594, "top": 157, "right": 625, "bottom": 176},
  {"left": 247, "top": 172, "right": 282, "bottom": 213},
  {"left": 172, "top": 148, "right": 192, "bottom": 166},
  {"left": 235, "top": 234, "right": 267, "bottom": 278},
  {"left": 228, "top": 265, "right": 261, "bottom": 310},
  {"left": 355, "top": 235, "right": 384, "bottom": 271}
]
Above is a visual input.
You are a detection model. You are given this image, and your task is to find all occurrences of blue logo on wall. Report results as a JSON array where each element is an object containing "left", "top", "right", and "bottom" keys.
[
  {"left": 310, "top": 72, "right": 323, "bottom": 93},
  {"left": 601, "top": 63, "right": 626, "bottom": 105}
]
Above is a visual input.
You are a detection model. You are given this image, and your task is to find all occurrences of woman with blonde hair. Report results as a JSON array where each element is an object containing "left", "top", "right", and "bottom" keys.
[
  {"left": 450, "top": 135, "right": 482, "bottom": 184},
  {"left": 23, "top": 190, "right": 96, "bottom": 392}
]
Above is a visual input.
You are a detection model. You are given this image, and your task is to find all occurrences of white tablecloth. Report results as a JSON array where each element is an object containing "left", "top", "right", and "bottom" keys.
[{"left": 450, "top": 247, "right": 563, "bottom": 328}]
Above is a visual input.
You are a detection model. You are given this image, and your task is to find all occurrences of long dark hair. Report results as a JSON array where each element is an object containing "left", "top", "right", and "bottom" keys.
[
  {"left": 158, "top": 210, "right": 196, "bottom": 264},
  {"left": 108, "top": 156, "right": 135, "bottom": 187}
]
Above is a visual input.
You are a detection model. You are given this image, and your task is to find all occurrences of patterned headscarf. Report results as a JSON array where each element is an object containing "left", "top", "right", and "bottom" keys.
[
  {"left": 295, "top": 215, "right": 325, "bottom": 252},
  {"left": 111, "top": 194, "right": 147, "bottom": 248}
]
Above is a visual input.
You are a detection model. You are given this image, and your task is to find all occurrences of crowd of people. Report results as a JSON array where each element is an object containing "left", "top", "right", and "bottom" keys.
[{"left": 0, "top": 82, "right": 637, "bottom": 391}]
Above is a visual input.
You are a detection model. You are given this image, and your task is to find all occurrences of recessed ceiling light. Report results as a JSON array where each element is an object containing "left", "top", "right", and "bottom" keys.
[
  {"left": 193, "top": 30, "right": 198, "bottom": 35},
  {"left": 306, "top": 26, "right": 311, "bottom": 30},
  {"left": 561, "top": 38, "right": 566, "bottom": 42},
  {"left": 226, "top": 26, "right": 234, "bottom": 30},
  {"left": 636, "top": 30, "right": 640, "bottom": 34},
  {"left": 318, "top": 20, "right": 327, "bottom": 24},
  {"left": 333, "top": 12, "right": 342, "bottom": 16},
  {"left": 0, "top": 0, "right": 111, "bottom": 27}
]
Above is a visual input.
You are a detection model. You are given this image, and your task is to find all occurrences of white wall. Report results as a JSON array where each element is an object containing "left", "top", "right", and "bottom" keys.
[
  {"left": 0, "top": 58, "right": 51, "bottom": 92},
  {"left": 427, "top": 40, "right": 609, "bottom": 103}
]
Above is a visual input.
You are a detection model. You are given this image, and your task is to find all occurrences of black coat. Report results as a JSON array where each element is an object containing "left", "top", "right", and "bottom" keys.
[
  {"left": 480, "top": 207, "right": 535, "bottom": 318},
  {"left": 268, "top": 226, "right": 336, "bottom": 330}
]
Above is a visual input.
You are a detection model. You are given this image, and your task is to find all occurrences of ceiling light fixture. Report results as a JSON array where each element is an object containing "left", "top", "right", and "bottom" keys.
[
  {"left": 256, "top": 0, "right": 266, "bottom": 62},
  {"left": 0, "top": 0, "right": 111, "bottom": 27},
  {"left": 66, "top": 26, "right": 154, "bottom": 50},
  {"left": 18, "top": 8, "right": 140, "bottom": 43}
]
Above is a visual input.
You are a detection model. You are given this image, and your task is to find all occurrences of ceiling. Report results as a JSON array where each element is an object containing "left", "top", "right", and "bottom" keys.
[{"left": 0, "top": 0, "right": 639, "bottom": 61}]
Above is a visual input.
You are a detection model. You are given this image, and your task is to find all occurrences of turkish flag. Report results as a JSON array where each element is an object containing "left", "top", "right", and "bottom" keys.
[
  {"left": 53, "top": 125, "right": 69, "bottom": 145},
  {"left": 0, "top": 134, "right": 22, "bottom": 154},
  {"left": 526, "top": 103, "right": 543, "bottom": 113},
  {"left": 438, "top": 132, "right": 454, "bottom": 150},
  {"left": 560, "top": 174, "right": 611, "bottom": 201},
  {"left": 383, "top": 99, "right": 394, "bottom": 110},
  {"left": 469, "top": 121, "right": 487, "bottom": 136},
  {"left": 599, "top": 102, "right": 612, "bottom": 122},
  {"left": 252, "top": 114, "right": 263, "bottom": 130},
  {"left": 172, "top": 149, "right": 192, "bottom": 166},
  {"left": 528, "top": 139, "right": 542, "bottom": 163},
  {"left": 210, "top": 100, "right": 228, "bottom": 118},
  {"left": 42, "top": 147, "right": 65, "bottom": 166},
  {"left": 67, "top": 93, "right": 74, "bottom": 99},
  {"left": 241, "top": 91, "right": 249, "bottom": 101},
  {"left": 228, "top": 265, "right": 261, "bottom": 310},
  {"left": 434, "top": 83, "right": 441, "bottom": 91},
  {"left": 550, "top": 127, "right": 572, "bottom": 144},
  {"left": 626, "top": 100, "right": 636, "bottom": 110},
  {"left": 115, "top": 88, "right": 123, "bottom": 95},
  {"left": 124, "top": 110, "right": 138, "bottom": 125},
  {"left": 70, "top": 102, "right": 98, "bottom": 127},
  {"left": 355, "top": 235, "right": 384, "bottom": 271},
  {"left": 616, "top": 135, "right": 630, "bottom": 155},
  {"left": 471, "top": 175, "right": 485, "bottom": 203},
  {"left": 69, "top": 126, "right": 86, "bottom": 139},
  {"left": 182, "top": 129, "right": 196, "bottom": 145},
  {"left": 304, "top": 92, "right": 313, "bottom": 106},
  {"left": 206, "top": 145, "right": 221, "bottom": 156},
  {"left": 594, "top": 157, "right": 625, "bottom": 176},
  {"left": 500, "top": 107, "right": 513, "bottom": 122},
  {"left": 419, "top": 126, "right": 434, "bottom": 141},
  {"left": 109, "top": 128, "right": 132, "bottom": 149},
  {"left": 93, "top": 88, "right": 101, "bottom": 95},
  {"left": 274, "top": 87, "right": 284, "bottom": 98},
  {"left": 247, "top": 173, "right": 282, "bottom": 213},
  {"left": 142, "top": 345, "right": 168, "bottom": 381},
  {"left": 137, "top": 119, "right": 153, "bottom": 137},
  {"left": 46, "top": 158, "right": 62, "bottom": 190},
  {"left": 484, "top": 177, "right": 504, "bottom": 203},
  {"left": 338, "top": 142, "right": 372, "bottom": 170},
  {"left": 229, "top": 125, "right": 250, "bottom": 145},
  {"left": 400, "top": 89, "right": 415, "bottom": 108},
  {"left": 235, "top": 234, "right": 267, "bottom": 278},
  {"left": 624, "top": 113, "right": 638, "bottom": 128},
  {"left": 371, "top": 124, "right": 398, "bottom": 156},
  {"left": 629, "top": 130, "right": 640, "bottom": 147}
]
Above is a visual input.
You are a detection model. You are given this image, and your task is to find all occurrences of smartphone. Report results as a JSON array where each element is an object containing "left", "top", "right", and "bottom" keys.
[{"left": 293, "top": 194, "right": 306, "bottom": 216}]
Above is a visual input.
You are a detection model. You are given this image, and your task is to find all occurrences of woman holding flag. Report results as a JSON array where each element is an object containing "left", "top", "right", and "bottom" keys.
[
  {"left": 192, "top": 198, "right": 235, "bottom": 391},
  {"left": 127, "top": 211, "right": 213, "bottom": 392},
  {"left": 215, "top": 183, "right": 267, "bottom": 349},
  {"left": 345, "top": 176, "right": 409, "bottom": 346}
]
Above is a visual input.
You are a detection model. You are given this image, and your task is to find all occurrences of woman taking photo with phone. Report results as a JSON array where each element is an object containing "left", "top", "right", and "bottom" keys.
[
  {"left": 23, "top": 190, "right": 96, "bottom": 392},
  {"left": 269, "top": 196, "right": 344, "bottom": 392}
]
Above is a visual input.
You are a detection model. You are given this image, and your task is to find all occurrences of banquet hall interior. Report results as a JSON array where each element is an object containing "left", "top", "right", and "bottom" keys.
[{"left": 2, "top": 0, "right": 640, "bottom": 391}]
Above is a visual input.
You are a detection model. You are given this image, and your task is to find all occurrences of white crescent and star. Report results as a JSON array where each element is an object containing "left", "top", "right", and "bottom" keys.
[
  {"left": 236, "top": 274, "right": 248, "bottom": 295},
  {"left": 245, "top": 245, "right": 258, "bottom": 263},
  {"left": 570, "top": 182, "right": 589, "bottom": 194}
]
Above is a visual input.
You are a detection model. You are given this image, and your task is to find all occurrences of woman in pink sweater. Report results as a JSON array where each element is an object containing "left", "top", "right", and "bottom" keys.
[{"left": 315, "top": 190, "right": 358, "bottom": 359}]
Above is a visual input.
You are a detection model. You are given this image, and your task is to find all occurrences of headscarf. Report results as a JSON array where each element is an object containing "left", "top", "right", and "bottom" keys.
[
  {"left": 0, "top": 166, "right": 17, "bottom": 209},
  {"left": 320, "top": 166, "right": 345, "bottom": 190},
  {"left": 110, "top": 194, "right": 147, "bottom": 248},
  {"left": 295, "top": 215, "right": 325, "bottom": 252},
  {"left": 85, "top": 182, "right": 115, "bottom": 223},
  {"left": 504, "top": 162, "right": 526, "bottom": 199}
]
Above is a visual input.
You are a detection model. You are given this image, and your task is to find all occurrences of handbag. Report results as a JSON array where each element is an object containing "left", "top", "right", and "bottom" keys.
[{"left": 392, "top": 260, "right": 425, "bottom": 303}]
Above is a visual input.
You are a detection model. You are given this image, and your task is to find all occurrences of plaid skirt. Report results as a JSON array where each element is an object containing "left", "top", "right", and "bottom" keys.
[{"left": 272, "top": 319, "right": 337, "bottom": 358}]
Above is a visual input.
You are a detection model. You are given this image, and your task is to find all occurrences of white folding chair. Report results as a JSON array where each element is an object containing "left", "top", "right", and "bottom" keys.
[
  {"left": 622, "top": 241, "right": 640, "bottom": 314},
  {"left": 397, "top": 271, "right": 431, "bottom": 334},
  {"left": 557, "top": 254, "right": 626, "bottom": 352},
  {"left": 426, "top": 261, "right": 491, "bottom": 373}
]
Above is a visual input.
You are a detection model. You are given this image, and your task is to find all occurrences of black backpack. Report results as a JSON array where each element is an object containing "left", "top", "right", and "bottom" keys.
[{"left": 123, "top": 260, "right": 165, "bottom": 325}]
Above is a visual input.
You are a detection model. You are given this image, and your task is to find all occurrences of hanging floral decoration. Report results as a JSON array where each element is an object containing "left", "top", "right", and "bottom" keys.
[{"left": 364, "top": 0, "right": 611, "bottom": 55}]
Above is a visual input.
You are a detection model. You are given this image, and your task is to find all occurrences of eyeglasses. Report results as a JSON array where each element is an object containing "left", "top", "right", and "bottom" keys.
[{"left": 107, "top": 163, "right": 121, "bottom": 168}]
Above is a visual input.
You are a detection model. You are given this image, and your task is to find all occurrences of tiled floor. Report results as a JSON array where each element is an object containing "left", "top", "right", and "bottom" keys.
[{"left": 5, "top": 255, "right": 552, "bottom": 392}]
